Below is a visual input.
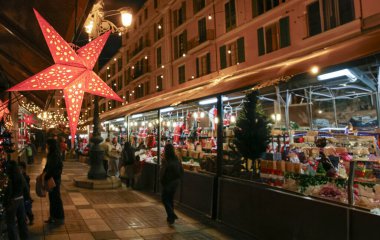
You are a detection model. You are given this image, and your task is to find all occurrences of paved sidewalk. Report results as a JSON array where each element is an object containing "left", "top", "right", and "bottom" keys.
[{"left": 26, "top": 155, "right": 235, "bottom": 240}]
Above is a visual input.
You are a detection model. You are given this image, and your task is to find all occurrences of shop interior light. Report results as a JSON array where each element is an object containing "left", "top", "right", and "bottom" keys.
[
  {"left": 124, "top": 122, "right": 128, "bottom": 127},
  {"left": 115, "top": 118, "right": 124, "bottom": 122},
  {"left": 230, "top": 115, "right": 236, "bottom": 123},
  {"left": 148, "top": 122, "right": 153, "bottom": 127},
  {"left": 271, "top": 114, "right": 281, "bottom": 122},
  {"left": 131, "top": 114, "right": 143, "bottom": 118},
  {"left": 193, "top": 112, "right": 199, "bottom": 119},
  {"left": 317, "top": 69, "right": 357, "bottom": 82},
  {"left": 214, "top": 117, "right": 219, "bottom": 124},
  {"left": 199, "top": 97, "right": 229, "bottom": 105},
  {"left": 161, "top": 107, "right": 174, "bottom": 113},
  {"left": 200, "top": 112, "right": 205, "bottom": 118},
  {"left": 318, "top": 110, "right": 323, "bottom": 114}
]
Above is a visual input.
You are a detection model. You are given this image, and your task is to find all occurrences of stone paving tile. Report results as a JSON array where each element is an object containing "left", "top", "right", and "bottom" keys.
[
  {"left": 135, "top": 227, "right": 161, "bottom": 236},
  {"left": 104, "top": 217, "right": 131, "bottom": 231},
  {"left": 27, "top": 154, "right": 238, "bottom": 240},
  {"left": 69, "top": 232, "right": 96, "bottom": 240},
  {"left": 79, "top": 209, "right": 102, "bottom": 219},
  {"left": 114, "top": 229, "right": 140, "bottom": 238},
  {"left": 91, "top": 230, "right": 118, "bottom": 240},
  {"left": 65, "top": 219, "right": 90, "bottom": 233}
]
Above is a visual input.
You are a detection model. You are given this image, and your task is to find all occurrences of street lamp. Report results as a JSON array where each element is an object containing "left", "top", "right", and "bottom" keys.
[{"left": 84, "top": 0, "right": 132, "bottom": 180}]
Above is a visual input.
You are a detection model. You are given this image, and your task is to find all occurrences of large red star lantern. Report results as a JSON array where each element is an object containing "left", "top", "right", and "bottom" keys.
[
  {"left": 8, "top": 9, "right": 122, "bottom": 142},
  {"left": 0, "top": 100, "right": 10, "bottom": 122}
]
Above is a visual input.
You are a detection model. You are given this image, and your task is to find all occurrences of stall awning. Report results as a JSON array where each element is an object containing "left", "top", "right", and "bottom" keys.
[{"left": 97, "top": 25, "right": 380, "bottom": 122}]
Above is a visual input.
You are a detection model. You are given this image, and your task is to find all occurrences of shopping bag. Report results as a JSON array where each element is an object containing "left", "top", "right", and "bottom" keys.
[{"left": 35, "top": 174, "right": 46, "bottom": 197}]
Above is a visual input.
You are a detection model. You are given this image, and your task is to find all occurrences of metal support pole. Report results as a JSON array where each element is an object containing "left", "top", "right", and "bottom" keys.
[
  {"left": 332, "top": 97, "right": 338, "bottom": 127},
  {"left": 126, "top": 116, "right": 129, "bottom": 141},
  {"left": 156, "top": 110, "right": 161, "bottom": 193},
  {"left": 275, "top": 86, "right": 282, "bottom": 128},
  {"left": 285, "top": 90, "right": 291, "bottom": 130},
  {"left": 308, "top": 87, "right": 314, "bottom": 130},
  {"left": 376, "top": 66, "right": 380, "bottom": 128},
  {"left": 212, "top": 95, "right": 223, "bottom": 220},
  {"left": 88, "top": 95, "right": 107, "bottom": 179}
]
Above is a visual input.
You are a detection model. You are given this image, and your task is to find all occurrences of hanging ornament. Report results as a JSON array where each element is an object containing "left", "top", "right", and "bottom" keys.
[
  {"left": 21, "top": 114, "right": 36, "bottom": 126},
  {"left": 0, "top": 100, "right": 10, "bottom": 122},
  {"left": 7, "top": 10, "right": 122, "bottom": 143}
]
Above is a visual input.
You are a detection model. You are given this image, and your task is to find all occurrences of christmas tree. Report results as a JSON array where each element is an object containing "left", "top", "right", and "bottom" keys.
[{"left": 232, "top": 91, "right": 271, "bottom": 173}]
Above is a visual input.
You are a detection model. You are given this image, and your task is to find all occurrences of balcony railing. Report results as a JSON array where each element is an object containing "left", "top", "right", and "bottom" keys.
[
  {"left": 131, "top": 39, "right": 151, "bottom": 58},
  {"left": 132, "top": 65, "right": 151, "bottom": 80},
  {"left": 187, "top": 29, "right": 215, "bottom": 51}
]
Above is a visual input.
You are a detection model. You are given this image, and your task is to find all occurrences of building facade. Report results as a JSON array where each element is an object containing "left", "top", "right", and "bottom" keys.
[{"left": 85, "top": 0, "right": 380, "bottom": 121}]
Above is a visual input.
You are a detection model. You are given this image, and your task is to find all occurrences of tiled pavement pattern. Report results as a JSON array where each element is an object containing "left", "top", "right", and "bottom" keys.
[{"left": 26, "top": 155, "right": 238, "bottom": 240}]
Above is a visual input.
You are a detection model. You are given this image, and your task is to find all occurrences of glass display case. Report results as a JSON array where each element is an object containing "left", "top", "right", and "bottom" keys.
[
  {"left": 159, "top": 99, "right": 222, "bottom": 173},
  {"left": 127, "top": 110, "right": 159, "bottom": 164}
]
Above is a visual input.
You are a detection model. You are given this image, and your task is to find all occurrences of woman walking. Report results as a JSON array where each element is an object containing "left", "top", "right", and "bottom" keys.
[
  {"left": 44, "top": 138, "right": 64, "bottom": 224},
  {"left": 160, "top": 143, "right": 183, "bottom": 224},
  {"left": 119, "top": 142, "right": 136, "bottom": 188}
]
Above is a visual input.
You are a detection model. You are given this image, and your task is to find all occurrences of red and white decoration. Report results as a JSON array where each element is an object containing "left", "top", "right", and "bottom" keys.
[{"left": 8, "top": 9, "right": 122, "bottom": 142}]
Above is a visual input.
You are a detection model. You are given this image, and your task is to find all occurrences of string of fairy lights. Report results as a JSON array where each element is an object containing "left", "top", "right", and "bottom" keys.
[{"left": 19, "top": 99, "right": 87, "bottom": 131}]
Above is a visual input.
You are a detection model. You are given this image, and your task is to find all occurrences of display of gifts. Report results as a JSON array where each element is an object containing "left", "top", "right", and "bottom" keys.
[
  {"left": 304, "top": 136, "right": 315, "bottom": 142},
  {"left": 182, "top": 149, "right": 188, "bottom": 157},
  {"left": 189, "top": 150, "right": 200, "bottom": 159}
]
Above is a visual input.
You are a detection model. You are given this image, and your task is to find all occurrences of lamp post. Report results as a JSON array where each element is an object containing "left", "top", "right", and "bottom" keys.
[{"left": 85, "top": 0, "right": 132, "bottom": 179}]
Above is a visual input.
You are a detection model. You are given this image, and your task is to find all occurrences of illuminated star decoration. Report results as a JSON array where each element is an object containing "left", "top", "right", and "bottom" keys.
[
  {"left": 8, "top": 9, "right": 122, "bottom": 142},
  {"left": 21, "top": 114, "right": 36, "bottom": 126},
  {"left": 0, "top": 100, "right": 10, "bottom": 122}
]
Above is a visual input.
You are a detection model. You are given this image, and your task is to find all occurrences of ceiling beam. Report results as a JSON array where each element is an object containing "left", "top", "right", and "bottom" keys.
[
  {"left": 0, "top": 48, "right": 34, "bottom": 78},
  {"left": 0, "top": 13, "right": 52, "bottom": 64}
]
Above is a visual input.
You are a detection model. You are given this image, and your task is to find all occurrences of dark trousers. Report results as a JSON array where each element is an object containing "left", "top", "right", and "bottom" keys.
[
  {"left": 161, "top": 181, "right": 179, "bottom": 221},
  {"left": 24, "top": 199, "right": 34, "bottom": 223},
  {"left": 6, "top": 197, "right": 29, "bottom": 240},
  {"left": 48, "top": 180, "right": 64, "bottom": 220},
  {"left": 103, "top": 160, "right": 108, "bottom": 174},
  {"left": 27, "top": 156, "right": 34, "bottom": 164}
]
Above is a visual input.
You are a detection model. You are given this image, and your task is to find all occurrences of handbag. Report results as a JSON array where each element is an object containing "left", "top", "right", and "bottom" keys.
[
  {"left": 35, "top": 174, "right": 46, "bottom": 197},
  {"left": 45, "top": 177, "right": 56, "bottom": 192}
]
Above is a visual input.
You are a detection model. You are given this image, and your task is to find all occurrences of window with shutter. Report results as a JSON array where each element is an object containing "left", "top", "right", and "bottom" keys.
[
  {"left": 279, "top": 16, "right": 290, "bottom": 48},
  {"left": 196, "top": 58, "right": 199, "bottom": 78},
  {"left": 257, "top": 28, "right": 265, "bottom": 56},
  {"left": 252, "top": 0, "right": 286, "bottom": 18},
  {"left": 198, "top": 18, "right": 206, "bottom": 43},
  {"left": 156, "top": 76, "right": 163, "bottom": 92},
  {"left": 220, "top": 45, "right": 227, "bottom": 69},
  {"left": 237, "top": 37, "right": 245, "bottom": 63},
  {"left": 307, "top": 2, "right": 322, "bottom": 37},
  {"left": 174, "top": 36, "right": 178, "bottom": 59},
  {"left": 193, "top": 0, "right": 205, "bottom": 14},
  {"left": 306, "top": 0, "right": 354, "bottom": 37},
  {"left": 206, "top": 53, "right": 211, "bottom": 74},
  {"left": 178, "top": 65, "right": 186, "bottom": 84},
  {"left": 225, "top": 0, "right": 236, "bottom": 31},
  {"left": 156, "top": 47, "right": 162, "bottom": 68}
]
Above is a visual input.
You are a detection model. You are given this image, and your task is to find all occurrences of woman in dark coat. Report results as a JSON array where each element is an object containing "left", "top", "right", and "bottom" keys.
[
  {"left": 4, "top": 160, "right": 29, "bottom": 240},
  {"left": 119, "top": 142, "right": 136, "bottom": 188},
  {"left": 44, "top": 138, "right": 64, "bottom": 223},
  {"left": 160, "top": 143, "right": 183, "bottom": 224}
]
